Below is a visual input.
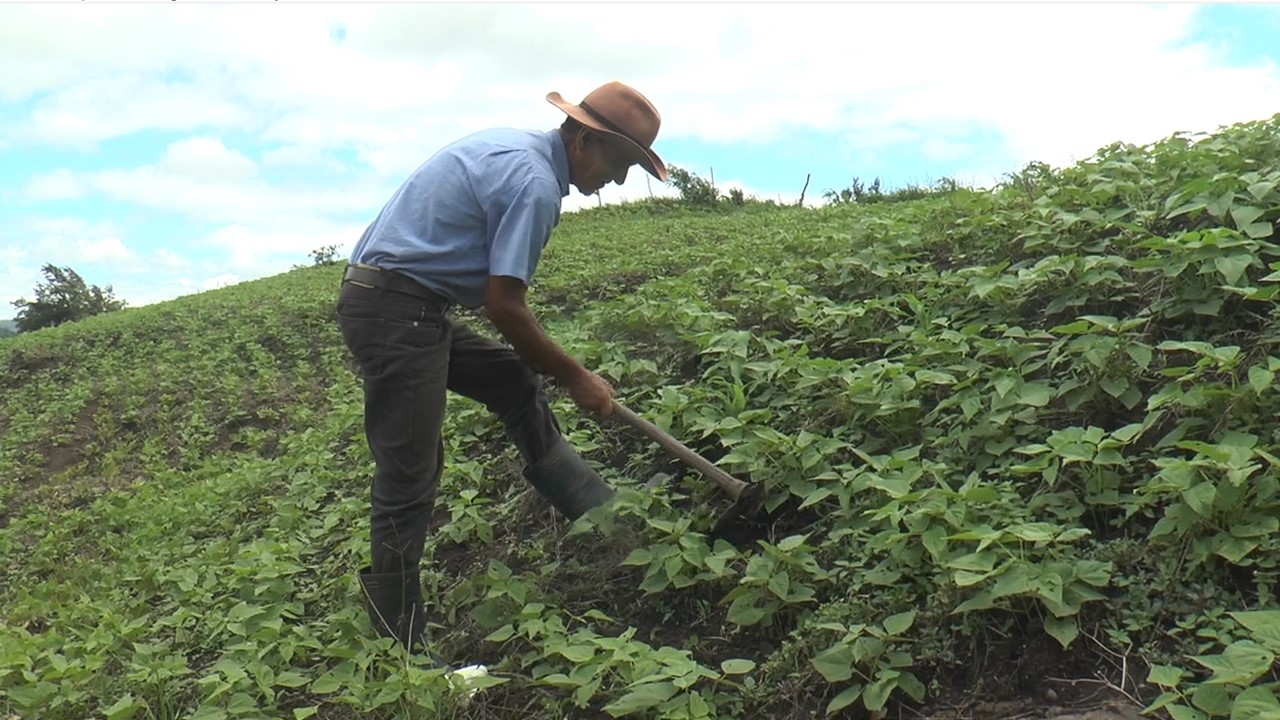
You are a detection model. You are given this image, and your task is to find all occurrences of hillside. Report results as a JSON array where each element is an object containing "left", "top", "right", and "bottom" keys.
[{"left": 3, "top": 114, "right": 1280, "bottom": 720}]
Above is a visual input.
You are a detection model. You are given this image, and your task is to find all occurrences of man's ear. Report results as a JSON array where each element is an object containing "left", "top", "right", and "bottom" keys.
[{"left": 565, "top": 127, "right": 589, "bottom": 159}]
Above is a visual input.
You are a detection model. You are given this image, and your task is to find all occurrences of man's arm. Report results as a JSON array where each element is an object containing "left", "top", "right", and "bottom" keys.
[{"left": 484, "top": 275, "right": 614, "bottom": 418}]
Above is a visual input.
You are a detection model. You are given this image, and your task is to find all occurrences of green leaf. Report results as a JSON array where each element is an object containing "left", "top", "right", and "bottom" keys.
[
  {"left": 1192, "top": 684, "right": 1232, "bottom": 716},
  {"left": 1243, "top": 222, "right": 1275, "bottom": 239},
  {"left": 1017, "top": 383, "right": 1053, "bottom": 407},
  {"left": 1249, "top": 366, "right": 1274, "bottom": 394},
  {"left": 1207, "top": 190, "right": 1236, "bottom": 219},
  {"left": 1169, "top": 704, "right": 1209, "bottom": 720},
  {"left": 1214, "top": 536, "right": 1259, "bottom": 564},
  {"left": 293, "top": 708, "right": 319, "bottom": 720},
  {"left": 1231, "top": 516, "right": 1280, "bottom": 538},
  {"left": 720, "top": 659, "right": 756, "bottom": 675},
  {"left": 1231, "top": 205, "right": 1265, "bottom": 228},
  {"left": 1182, "top": 482, "right": 1217, "bottom": 517},
  {"left": 104, "top": 694, "right": 140, "bottom": 720},
  {"left": 484, "top": 625, "right": 515, "bottom": 643},
  {"left": 1247, "top": 180, "right": 1278, "bottom": 202},
  {"left": 767, "top": 570, "right": 791, "bottom": 599},
  {"left": 1230, "top": 610, "right": 1280, "bottom": 652},
  {"left": 274, "top": 671, "right": 310, "bottom": 688},
  {"left": 1074, "top": 560, "right": 1113, "bottom": 587},
  {"left": 1100, "top": 376, "right": 1130, "bottom": 398},
  {"left": 916, "top": 369, "right": 957, "bottom": 384},
  {"left": 811, "top": 644, "right": 855, "bottom": 683},
  {"left": 1216, "top": 254, "right": 1254, "bottom": 285},
  {"left": 1231, "top": 686, "right": 1280, "bottom": 720},
  {"left": 311, "top": 672, "right": 343, "bottom": 695},
  {"left": 604, "top": 681, "right": 680, "bottom": 717},
  {"left": 777, "top": 534, "right": 809, "bottom": 552},
  {"left": 1007, "top": 522, "right": 1059, "bottom": 542},
  {"left": 726, "top": 595, "right": 767, "bottom": 626},
  {"left": 953, "top": 590, "right": 996, "bottom": 614},
  {"left": 882, "top": 610, "right": 916, "bottom": 636},
  {"left": 862, "top": 672, "right": 898, "bottom": 712},
  {"left": 825, "top": 684, "right": 864, "bottom": 716},
  {"left": 1044, "top": 615, "right": 1078, "bottom": 649},
  {"left": 621, "top": 548, "right": 652, "bottom": 566},
  {"left": 1147, "top": 664, "right": 1186, "bottom": 687},
  {"left": 1127, "top": 343, "right": 1154, "bottom": 369},
  {"left": 1193, "top": 641, "right": 1276, "bottom": 685},
  {"left": 557, "top": 644, "right": 596, "bottom": 663}
]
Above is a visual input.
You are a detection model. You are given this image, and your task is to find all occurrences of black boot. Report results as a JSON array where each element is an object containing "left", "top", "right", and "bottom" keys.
[
  {"left": 358, "top": 566, "right": 426, "bottom": 651},
  {"left": 523, "top": 439, "right": 616, "bottom": 520}
]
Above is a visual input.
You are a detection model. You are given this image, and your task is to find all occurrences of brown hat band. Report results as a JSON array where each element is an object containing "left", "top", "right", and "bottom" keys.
[{"left": 578, "top": 99, "right": 640, "bottom": 145}]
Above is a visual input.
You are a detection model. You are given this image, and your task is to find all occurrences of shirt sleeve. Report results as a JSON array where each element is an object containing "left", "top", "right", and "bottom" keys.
[{"left": 486, "top": 173, "right": 560, "bottom": 285}]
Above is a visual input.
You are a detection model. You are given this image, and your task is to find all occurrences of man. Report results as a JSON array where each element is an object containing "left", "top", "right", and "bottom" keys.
[{"left": 336, "top": 81, "right": 668, "bottom": 652}]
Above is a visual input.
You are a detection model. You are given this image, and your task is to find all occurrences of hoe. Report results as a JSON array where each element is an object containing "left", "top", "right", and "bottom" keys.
[{"left": 610, "top": 399, "right": 767, "bottom": 533}]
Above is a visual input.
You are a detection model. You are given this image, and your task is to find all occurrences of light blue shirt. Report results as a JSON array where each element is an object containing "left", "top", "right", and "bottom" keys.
[{"left": 350, "top": 128, "right": 571, "bottom": 309}]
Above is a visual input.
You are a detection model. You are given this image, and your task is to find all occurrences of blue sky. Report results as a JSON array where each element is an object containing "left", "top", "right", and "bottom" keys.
[{"left": 2, "top": 2, "right": 1279, "bottom": 316}]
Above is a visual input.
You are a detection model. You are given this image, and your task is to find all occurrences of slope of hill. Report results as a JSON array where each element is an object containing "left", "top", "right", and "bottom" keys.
[{"left": 3, "top": 114, "right": 1280, "bottom": 720}]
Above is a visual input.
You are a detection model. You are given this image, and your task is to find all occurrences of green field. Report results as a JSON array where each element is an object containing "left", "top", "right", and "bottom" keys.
[{"left": 4, "top": 114, "right": 1280, "bottom": 720}]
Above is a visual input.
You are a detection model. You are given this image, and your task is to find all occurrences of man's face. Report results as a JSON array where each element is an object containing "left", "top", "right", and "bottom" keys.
[{"left": 570, "top": 131, "right": 636, "bottom": 196}]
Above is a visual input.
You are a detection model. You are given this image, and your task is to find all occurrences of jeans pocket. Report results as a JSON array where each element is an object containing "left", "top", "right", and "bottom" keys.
[{"left": 337, "top": 298, "right": 383, "bottom": 321}]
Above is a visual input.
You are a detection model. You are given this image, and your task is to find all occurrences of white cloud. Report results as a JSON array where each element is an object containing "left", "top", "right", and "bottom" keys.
[
  {"left": 79, "top": 236, "right": 131, "bottom": 263},
  {"left": 160, "top": 137, "right": 257, "bottom": 183},
  {"left": 203, "top": 221, "right": 364, "bottom": 272},
  {"left": 3, "top": 4, "right": 1275, "bottom": 170},
  {"left": 201, "top": 273, "right": 241, "bottom": 291},
  {"left": 6, "top": 4, "right": 1275, "bottom": 174},
  {"left": 24, "top": 169, "right": 85, "bottom": 201},
  {"left": 150, "top": 249, "right": 192, "bottom": 272},
  {"left": 35, "top": 164, "right": 380, "bottom": 226},
  {"left": 261, "top": 144, "right": 346, "bottom": 174},
  {"left": 21, "top": 218, "right": 134, "bottom": 265},
  {"left": 3, "top": 3, "right": 1280, "bottom": 312}
]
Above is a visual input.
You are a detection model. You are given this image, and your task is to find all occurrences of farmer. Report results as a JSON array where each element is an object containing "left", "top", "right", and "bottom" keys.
[{"left": 336, "top": 81, "right": 668, "bottom": 651}]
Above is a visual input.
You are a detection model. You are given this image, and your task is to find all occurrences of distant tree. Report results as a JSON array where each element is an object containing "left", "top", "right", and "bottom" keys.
[
  {"left": 12, "top": 264, "right": 127, "bottom": 333},
  {"left": 666, "top": 166, "right": 721, "bottom": 207},
  {"left": 309, "top": 244, "right": 341, "bottom": 266},
  {"left": 294, "top": 244, "right": 343, "bottom": 270}
]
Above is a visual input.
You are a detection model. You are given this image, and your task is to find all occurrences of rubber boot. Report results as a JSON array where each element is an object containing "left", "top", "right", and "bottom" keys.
[
  {"left": 522, "top": 438, "right": 616, "bottom": 520},
  {"left": 357, "top": 566, "right": 426, "bottom": 652}
]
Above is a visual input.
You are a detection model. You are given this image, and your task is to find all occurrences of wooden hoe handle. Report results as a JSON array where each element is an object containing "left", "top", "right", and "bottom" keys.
[{"left": 610, "top": 400, "right": 748, "bottom": 500}]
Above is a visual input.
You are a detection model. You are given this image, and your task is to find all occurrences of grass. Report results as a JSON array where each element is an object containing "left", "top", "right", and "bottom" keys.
[{"left": 3, "top": 112, "right": 1280, "bottom": 719}]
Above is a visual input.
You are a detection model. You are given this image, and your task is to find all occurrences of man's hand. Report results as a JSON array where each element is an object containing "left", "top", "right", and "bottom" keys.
[
  {"left": 566, "top": 370, "right": 614, "bottom": 418},
  {"left": 484, "top": 276, "right": 612, "bottom": 414}
]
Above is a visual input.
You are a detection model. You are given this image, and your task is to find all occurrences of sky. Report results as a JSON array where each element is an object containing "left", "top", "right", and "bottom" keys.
[{"left": 2, "top": 2, "right": 1280, "bottom": 316}]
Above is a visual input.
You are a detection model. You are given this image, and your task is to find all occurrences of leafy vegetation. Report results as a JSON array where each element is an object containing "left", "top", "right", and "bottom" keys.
[{"left": 3, "top": 113, "right": 1280, "bottom": 719}]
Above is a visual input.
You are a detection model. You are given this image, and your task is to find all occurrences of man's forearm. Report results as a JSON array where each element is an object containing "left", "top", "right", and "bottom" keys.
[{"left": 486, "top": 304, "right": 586, "bottom": 385}]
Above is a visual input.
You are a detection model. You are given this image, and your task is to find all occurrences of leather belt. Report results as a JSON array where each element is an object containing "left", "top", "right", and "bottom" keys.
[{"left": 342, "top": 263, "right": 452, "bottom": 309}]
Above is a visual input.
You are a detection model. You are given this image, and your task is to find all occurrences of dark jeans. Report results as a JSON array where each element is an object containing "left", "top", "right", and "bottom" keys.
[{"left": 336, "top": 280, "right": 563, "bottom": 575}]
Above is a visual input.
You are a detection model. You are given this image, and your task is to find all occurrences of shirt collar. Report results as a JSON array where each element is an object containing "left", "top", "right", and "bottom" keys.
[{"left": 546, "top": 129, "right": 571, "bottom": 197}]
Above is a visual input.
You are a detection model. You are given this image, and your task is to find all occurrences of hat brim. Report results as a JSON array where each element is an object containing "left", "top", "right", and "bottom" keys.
[{"left": 547, "top": 92, "right": 668, "bottom": 182}]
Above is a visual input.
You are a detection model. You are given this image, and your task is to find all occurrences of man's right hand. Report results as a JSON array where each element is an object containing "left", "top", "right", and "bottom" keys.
[{"left": 566, "top": 370, "right": 614, "bottom": 419}]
